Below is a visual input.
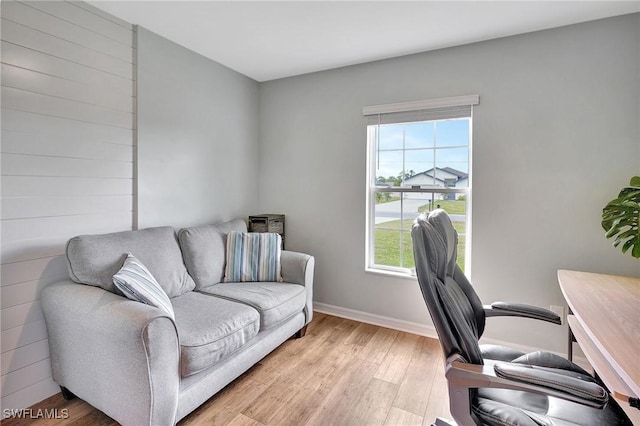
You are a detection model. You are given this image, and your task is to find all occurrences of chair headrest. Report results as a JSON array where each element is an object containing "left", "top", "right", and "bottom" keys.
[{"left": 427, "top": 209, "right": 458, "bottom": 279}]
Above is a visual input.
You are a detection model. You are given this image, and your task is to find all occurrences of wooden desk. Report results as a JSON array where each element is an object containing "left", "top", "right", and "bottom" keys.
[{"left": 558, "top": 270, "right": 640, "bottom": 423}]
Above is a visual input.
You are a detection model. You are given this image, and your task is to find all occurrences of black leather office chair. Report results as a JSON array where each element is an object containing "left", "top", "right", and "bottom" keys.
[{"left": 411, "top": 209, "right": 632, "bottom": 426}]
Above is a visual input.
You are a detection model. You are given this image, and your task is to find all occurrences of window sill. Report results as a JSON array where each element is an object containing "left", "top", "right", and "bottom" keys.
[{"left": 365, "top": 267, "right": 417, "bottom": 281}]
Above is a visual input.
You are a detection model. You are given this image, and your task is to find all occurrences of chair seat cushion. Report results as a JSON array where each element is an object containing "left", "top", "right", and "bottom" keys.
[
  {"left": 200, "top": 282, "right": 305, "bottom": 330},
  {"left": 475, "top": 388, "right": 632, "bottom": 426},
  {"left": 481, "top": 345, "right": 593, "bottom": 376},
  {"left": 172, "top": 292, "right": 259, "bottom": 377},
  {"left": 510, "top": 350, "right": 593, "bottom": 376},
  {"left": 475, "top": 347, "right": 632, "bottom": 425},
  {"left": 480, "top": 344, "right": 526, "bottom": 362}
]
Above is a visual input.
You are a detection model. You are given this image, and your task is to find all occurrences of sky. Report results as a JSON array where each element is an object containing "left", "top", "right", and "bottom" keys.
[{"left": 373, "top": 118, "right": 470, "bottom": 182}]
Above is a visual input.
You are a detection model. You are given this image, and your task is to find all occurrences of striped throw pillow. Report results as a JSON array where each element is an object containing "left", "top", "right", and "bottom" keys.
[
  {"left": 113, "top": 253, "right": 175, "bottom": 320},
  {"left": 224, "top": 232, "right": 283, "bottom": 283}
]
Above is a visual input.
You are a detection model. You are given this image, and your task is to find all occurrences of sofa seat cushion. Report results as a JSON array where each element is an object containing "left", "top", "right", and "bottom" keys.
[
  {"left": 172, "top": 292, "right": 259, "bottom": 377},
  {"left": 200, "top": 282, "right": 305, "bottom": 330}
]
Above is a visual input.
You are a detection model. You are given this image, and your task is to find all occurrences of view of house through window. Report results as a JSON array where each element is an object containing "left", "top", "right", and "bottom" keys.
[{"left": 365, "top": 103, "right": 473, "bottom": 275}]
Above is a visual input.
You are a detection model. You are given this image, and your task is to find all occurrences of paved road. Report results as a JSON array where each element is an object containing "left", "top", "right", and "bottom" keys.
[{"left": 375, "top": 199, "right": 465, "bottom": 224}]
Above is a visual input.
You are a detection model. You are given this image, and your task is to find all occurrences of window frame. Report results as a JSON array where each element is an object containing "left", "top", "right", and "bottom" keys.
[{"left": 363, "top": 95, "right": 478, "bottom": 277}]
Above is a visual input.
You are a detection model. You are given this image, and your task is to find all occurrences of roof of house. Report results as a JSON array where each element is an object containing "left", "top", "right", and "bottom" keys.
[
  {"left": 405, "top": 167, "right": 468, "bottom": 181},
  {"left": 439, "top": 167, "right": 468, "bottom": 179}
]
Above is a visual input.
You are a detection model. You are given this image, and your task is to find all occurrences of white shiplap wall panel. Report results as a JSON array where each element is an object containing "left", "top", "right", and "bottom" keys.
[
  {"left": 2, "top": 237, "right": 69, "bottom": 264},
  {"left": 2, "top": 130, "right": 133, "bottom": 162},
  {"left": 2, "top": 153, "right": 133, "bottom": 179},
  {"left": 1, "top": 275, "right": 68, "bottom": 309},
  {"left": 1, "top": 0, "right": 135, "bottom": 410},
  {"left": 1, "top": 302, "right": 45, "bottom": 332},
  {"left": 30, "top": 1, "right": 133, "bottom": 45},
  {"left": 2, "top": 1, "right": 132, "bottom": 61},
  {"left": 0, "top": 380, "right": 60, "bottom": 414},
  {"left": 1, "top": 18, "right": 132, "bottom": 78},
  {"left": 1, "top": 321, "right": 49, "bottom": 353},
  {"left": 2, "top": 212, "right": 133, "bottom": 243},
  {"left": 2, "top": 64, "right": 134, "bottom": 113},
  {"left": 2, "top": 194, "right": 133, "bottom": 220},
  {"left": 1, "top": 339, "right": 50, "bottom": 375},
  {"left": 2, "top": 109, "right": 132, "bottom": 145},
  {"left": 1, "top": 42, "right": 132, "bottom": 96},
  {"left": 1, "top": 359, "right": 52, "bottom": 397},
  {"left": 2, "top": 176, "right": 133, "bottom": 197},
  {"left": 1, "top": 256, "right": 68, "bottom": 287},
  {"left": 2, "top": 86, "right": 133, "bottom": 129}
]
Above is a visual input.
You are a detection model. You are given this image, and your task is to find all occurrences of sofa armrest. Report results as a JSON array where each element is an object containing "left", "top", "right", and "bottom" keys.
[
  {"left": 41, "top": 280, "right": 180, "bottom": 426},
  {"left": 281, "top": 251, "right": 315, "bottom": 324}
]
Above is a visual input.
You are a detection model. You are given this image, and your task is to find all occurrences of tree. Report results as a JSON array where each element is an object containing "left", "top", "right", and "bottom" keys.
[
  {"left": 375, "top": 192, "right": 391, "bottom": 203},
  {"left": 396, "top": 170, "right": 415, "bottom": 185},
  {"left": 386, "top": 176, "right": 400, "bottom": 187}
]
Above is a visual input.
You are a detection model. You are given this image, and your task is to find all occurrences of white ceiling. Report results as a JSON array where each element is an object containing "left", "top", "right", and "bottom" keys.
[{"left": 90, "top": 1, "right": 640, "bottom": 82}]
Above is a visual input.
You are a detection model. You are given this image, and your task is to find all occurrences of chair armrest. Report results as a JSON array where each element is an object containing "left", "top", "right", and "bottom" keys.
[
  {"left": 446, "top": 360, "right": 608, "bottom": 409},
  {"left": 280, "top": 251, "right": 315, "bottom": 324},
  {"left": 493, "top": 363, "right": 608, "bottom": 406},
  {"left": 41, "top": 280, "right": 180, "bottom": 426},
  {"left": 484, "top": 302, "right": 561, "bottom": 324}
]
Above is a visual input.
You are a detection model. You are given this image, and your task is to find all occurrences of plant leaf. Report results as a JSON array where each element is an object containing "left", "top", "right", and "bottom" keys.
[
  {"left": 622, "top": 238, "right": 634, "bottom": 253},
  {"left": 602, "top": 178, "right": 640, "bottom": 259}
]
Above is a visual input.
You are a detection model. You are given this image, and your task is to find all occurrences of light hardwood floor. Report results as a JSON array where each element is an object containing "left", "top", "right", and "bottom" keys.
[{"left": 3, "top": 313, "right": 450, "bottom": 426}]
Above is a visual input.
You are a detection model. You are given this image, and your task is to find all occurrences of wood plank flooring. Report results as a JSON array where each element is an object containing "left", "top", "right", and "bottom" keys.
[{"left": 2, "top": 313, "right": 450, "bottom": 426}]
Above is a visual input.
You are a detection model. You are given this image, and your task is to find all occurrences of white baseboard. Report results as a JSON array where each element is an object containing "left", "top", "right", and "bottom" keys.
[
  {"left": 314, "top": 302, "right": 439, "bottom": 339},
  {"left": 313, "top": 302, "right": 589, "bottom": 368}
]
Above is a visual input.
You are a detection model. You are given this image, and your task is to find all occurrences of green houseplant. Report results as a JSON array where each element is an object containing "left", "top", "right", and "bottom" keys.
[{"left": 601, "top": 176, "right": 640, "bottom": 258}]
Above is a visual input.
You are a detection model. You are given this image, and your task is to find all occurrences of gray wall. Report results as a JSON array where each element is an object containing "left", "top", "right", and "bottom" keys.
[
  {"left": 136, "top": 27, "right": 260, "bottom": 229},
  {"left": 1, "top": 0, "right": 135, "bottom": 410},
  {"left": 258, "top": 14, "right": 640, "bottom": 353}
]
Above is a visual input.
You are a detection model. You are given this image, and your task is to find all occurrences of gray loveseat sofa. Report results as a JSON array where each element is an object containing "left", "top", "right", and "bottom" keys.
[{"left": 41, "top": 218, "right": 314, "bottom": 425}]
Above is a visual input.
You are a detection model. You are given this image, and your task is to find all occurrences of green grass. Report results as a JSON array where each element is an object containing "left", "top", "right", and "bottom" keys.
[
  {"left": 417, "top": 199, "right": 466, "bottom": 214},
  {"left": 375, "top": 218, "right": 466, "bottom": 272},
  {"left": 375, "top": 195, "right": 400, "bottom": 204}
]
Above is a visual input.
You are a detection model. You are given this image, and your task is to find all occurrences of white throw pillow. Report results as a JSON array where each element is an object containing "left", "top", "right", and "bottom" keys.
[{"left": 113, "top": 253, "right": 175, "bottom": 320}]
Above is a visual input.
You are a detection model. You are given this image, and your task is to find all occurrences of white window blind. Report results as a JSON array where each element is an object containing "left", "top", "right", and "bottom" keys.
[{"left": 363, "top": 94, "right": 479, "bottom": 125}]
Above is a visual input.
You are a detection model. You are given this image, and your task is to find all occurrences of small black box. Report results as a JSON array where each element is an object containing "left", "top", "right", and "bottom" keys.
[{"left": 248, "top": 214, "right": 285, "bottom": 249}]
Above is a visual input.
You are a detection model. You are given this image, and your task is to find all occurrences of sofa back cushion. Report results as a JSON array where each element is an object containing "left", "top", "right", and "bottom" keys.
[
  {"left": 113, "top": 253, "right": 176, "bottom": 319},
  {"left": 178, "top": 219, "right": 247, "bottom": 289},
  {"left": 66, "top": 226, "right": 195, "bottom": 298}
]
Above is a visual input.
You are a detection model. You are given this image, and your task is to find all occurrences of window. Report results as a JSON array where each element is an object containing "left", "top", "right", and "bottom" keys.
[{"left": 364, "top": 95, "right": 478, "bottom": 276}]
